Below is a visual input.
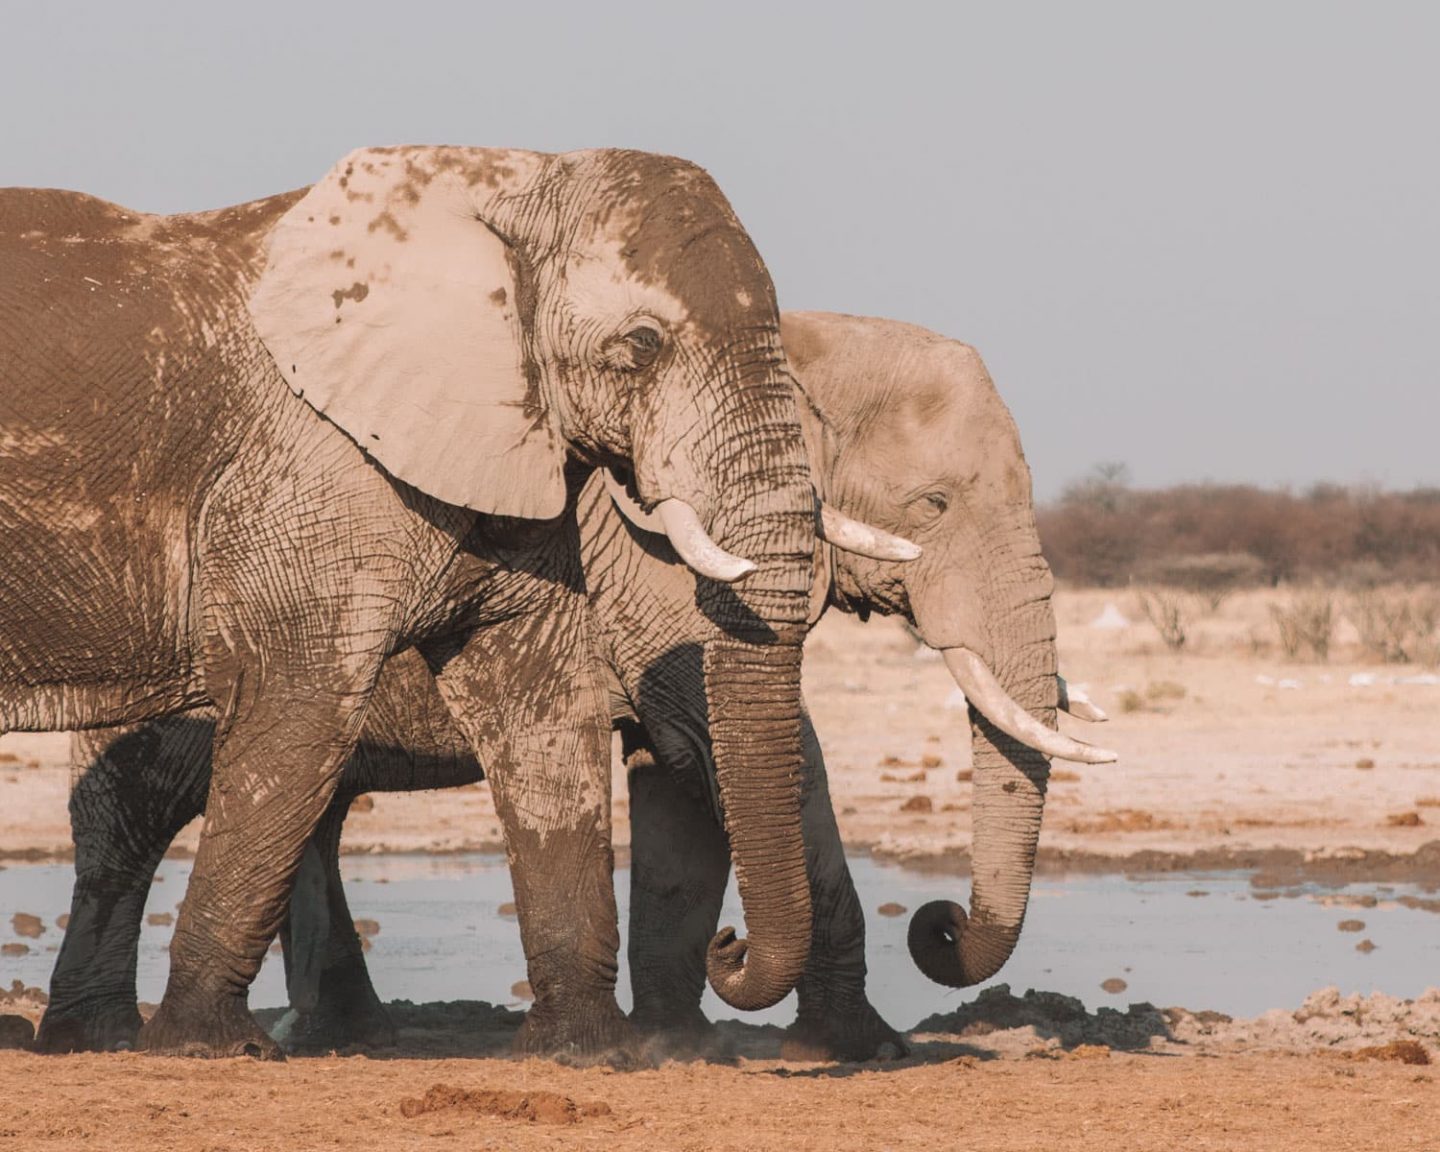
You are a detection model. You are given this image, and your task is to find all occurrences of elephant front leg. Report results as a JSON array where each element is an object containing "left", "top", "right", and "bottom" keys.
[
  {"left": 784, "top": 716, "right": 905, "bottom": 1062},
  {"left": 431, "top": 605, "right": 628, "bottom": 1059},
  {"left": 624, "top": 726, "right": 729, "bottom": 1046},
  {"left": 137, "top": 655, "right": 384, "bottom": 1059}
]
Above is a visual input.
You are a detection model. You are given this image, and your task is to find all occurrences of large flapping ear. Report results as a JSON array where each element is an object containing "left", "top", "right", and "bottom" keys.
[{"left": 248, "top": 147, "right": 567, "bottom": 518}]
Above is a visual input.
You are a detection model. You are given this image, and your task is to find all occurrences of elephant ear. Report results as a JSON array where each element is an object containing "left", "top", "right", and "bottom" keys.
[{"left": 248, "top": 146, "right": 566, "bottom": 519}]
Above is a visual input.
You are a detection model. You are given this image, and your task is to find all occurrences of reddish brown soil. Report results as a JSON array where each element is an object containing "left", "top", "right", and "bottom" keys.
[{"left": 0, "top": 1049, "right": 1435, "bottom": 1152}]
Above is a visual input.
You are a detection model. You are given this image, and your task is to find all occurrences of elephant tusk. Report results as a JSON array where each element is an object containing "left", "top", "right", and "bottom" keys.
[
  {"left": 657, "top": 499, "right": 757, "bottom": 583},
  {"left": 1058, "top": 675, "right": 1108, "bottom": 722},
  {"left": 943, "top": 648, "right": 1117, "bottom": 764},
  {"left": 818, "top": 502, "right": 922, "bottom": 562},
  {"left": 603, "top": 470, "right": 756, "bottom": 583}
]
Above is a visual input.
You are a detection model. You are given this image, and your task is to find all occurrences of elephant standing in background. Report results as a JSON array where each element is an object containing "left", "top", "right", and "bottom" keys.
[
  {"left": 0, "top": 145, "right": 852, "bottom": 1057},
  {"left": 38, "top": 311, "right": 1112, "bottom": 1061}
]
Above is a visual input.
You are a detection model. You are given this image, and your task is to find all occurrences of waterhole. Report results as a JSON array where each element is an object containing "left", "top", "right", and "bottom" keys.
[{"left": 2, "top": 855, "right": 1436, "bottom": 1025}]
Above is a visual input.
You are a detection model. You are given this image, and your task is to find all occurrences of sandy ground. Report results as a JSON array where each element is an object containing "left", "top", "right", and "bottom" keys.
[
  {"left": 1, "top": 1047, "right": 1437, "bottom": 1152},
  {"left": 2, "top": 585, "right": 1438, "bottom": 1149},
  {"left": 1, "top": 986, "right": 1438, "bottom": 1151}
]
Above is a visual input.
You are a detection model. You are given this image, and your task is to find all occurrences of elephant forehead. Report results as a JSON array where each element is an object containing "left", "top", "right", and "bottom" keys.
[
  {"left": 581, "top": 169, "right": 777, "bottom": 328},
  {"left": 560, "top": 248, "right": 690, "bottom": 326}
]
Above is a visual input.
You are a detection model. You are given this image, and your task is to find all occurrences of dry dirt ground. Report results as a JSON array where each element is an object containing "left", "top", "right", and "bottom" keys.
[
  {"left": 1, "top": 1047, "right": 1437, "bottom": 1152},
  {"left": 1, "top": 585, "right": 1438, "bottom": 1149}
]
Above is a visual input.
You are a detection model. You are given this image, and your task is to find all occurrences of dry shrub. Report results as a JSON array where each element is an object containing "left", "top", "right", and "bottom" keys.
[
  {"left": 1270, "top": 592, "right": 1334, "bottom": 661},
  {"left": 1350, "top": 587, "right": 1440, "bottom": 665},
  {"left": 1142, "top": 552, "right": 1267, "bottom": 613},
  {"left": 1147, "top": 680, "right": 1186, "bottom": 704},
  {"left": 1136, "top": 590, "right": 1187, "bottom": 650},
  {"left": 1245, "top": 627, "right": 1272, "bottom": 657}
]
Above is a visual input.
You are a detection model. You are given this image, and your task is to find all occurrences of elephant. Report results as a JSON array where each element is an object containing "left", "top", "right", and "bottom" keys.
[
  {"left": 0, "top": 146, "right": 898, "bottom": 1057},
  {"left": 36, "top": 310, "right": 1112, "bottom": 1060}
]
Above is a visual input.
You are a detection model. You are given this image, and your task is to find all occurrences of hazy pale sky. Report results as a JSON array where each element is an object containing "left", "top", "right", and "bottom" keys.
[{"left": 4, "top": 2, "right": 1435, "bottom": 500}]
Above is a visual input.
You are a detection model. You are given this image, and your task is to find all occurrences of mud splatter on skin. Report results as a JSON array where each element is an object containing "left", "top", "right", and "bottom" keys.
[
  {"left": 331, "top": 282, "right": 369, "bottom": 309},
  {"left": 595, "top": 151, "right": 777, "bottom": 337}
]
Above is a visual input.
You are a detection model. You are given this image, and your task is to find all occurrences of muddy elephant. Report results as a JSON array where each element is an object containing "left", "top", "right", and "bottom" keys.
[
  {"left": 38, "top": 311, "right": 1111, "bottom": 1059},
  {"left": 0, "top": 146, "right": 848, "bottom": 1057}
]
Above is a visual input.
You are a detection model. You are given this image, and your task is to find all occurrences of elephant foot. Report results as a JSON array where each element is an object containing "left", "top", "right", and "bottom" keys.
[
  {"left": 34, "top": 998, "right": 143, "bottom": 1054},
  {"left": 270, "top": 999, "right": 396, "bottom": 1055},
  {"left": 274, "top": 960, "right": 397, "bottom": 1054},
  {"left": 630, "top": 1003, "right": 731, "bottom": 1062},
  {"left": 514, "top": 997, "right": 636, "bottom": 1065},
  {"left": 137, "top": 991, "right": 283, "bottom": 1060},
  {"left": 782, "top": 999, "right": 908, "bottom": 1063}
]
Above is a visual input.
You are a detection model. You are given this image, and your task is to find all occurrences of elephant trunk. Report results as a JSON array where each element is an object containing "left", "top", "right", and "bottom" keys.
[
  {"left": 697, "top": 356, "right": 815, "bottom": 1012},
  {"left": 907, "top": 550, "right": 1060, "bottom": 987},
  {"left": 703, "top": 637, "right": 811, "bottom": 1009}
]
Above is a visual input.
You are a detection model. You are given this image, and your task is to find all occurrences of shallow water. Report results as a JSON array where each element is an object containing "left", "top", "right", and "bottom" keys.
[{"left": 2, "top": 855, "right": 1437, "bottom": 1028}]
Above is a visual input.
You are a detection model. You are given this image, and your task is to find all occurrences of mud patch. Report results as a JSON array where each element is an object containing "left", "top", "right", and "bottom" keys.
[
  {"left": 398, "top": 1083, "right": 613, "bottom": 1125},
  {"left": 912, "top": 984, "right": 1440, "bottom": 1060},
  {"left": 0, "top": 1014, "right": 34, "bottom": 1049},
  {"left": 914, "top": 985, "right": 1174, "bottom": 1052},
  {"left": 1347, "top": 1040, "right": 1431, "bottom": 1065}
]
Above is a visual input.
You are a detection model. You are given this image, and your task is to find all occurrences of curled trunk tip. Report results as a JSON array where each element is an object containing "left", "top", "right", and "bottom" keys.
[
  {"left": 706, "top": 923, "right": 811, "bottom": 1011},
  {"left": 906, "top": 900, "right": 1021, "bottom": 987}
]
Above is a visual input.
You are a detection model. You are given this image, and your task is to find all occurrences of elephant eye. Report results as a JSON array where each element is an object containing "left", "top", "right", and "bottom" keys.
[
  {"left": 922, "top": 492, "right": 950, "bottom": 516},
  {"left": 622, "top": 324, "right": 664, "bottom": 370}
]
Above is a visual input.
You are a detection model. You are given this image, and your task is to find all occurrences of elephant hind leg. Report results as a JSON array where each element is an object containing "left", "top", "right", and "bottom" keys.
[
  {"left": 37, "top": 717, "right": 214, "bottom": 1053},
  {"left": 274, "top": 795, "right": 395, "bottom": 1054}
]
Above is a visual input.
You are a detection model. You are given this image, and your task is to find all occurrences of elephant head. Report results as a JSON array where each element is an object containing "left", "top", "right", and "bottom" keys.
[
  {"left": 780, "top": 311, "right": 1116, "bottom": 989},
  {"left": 246, "top": 147, "right": 867, "bottom": 1010}
]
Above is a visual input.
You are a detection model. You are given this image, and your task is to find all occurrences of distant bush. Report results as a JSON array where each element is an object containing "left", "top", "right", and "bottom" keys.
[
  {"left": 1136, "top": 590, "right": 1187, "bottom": 650},
  {"left": 1140, "top": 553, "right": 1269, "bottom": 613},
  {"left": 1350, "top": 588, "right": 1440, "bottom": 665},
  {"left": 1037, "top": 475, "right": 1440, "bottom": 587},
  {"left": 1270, "top": 592, "right": 1335, "bottom": 662}
]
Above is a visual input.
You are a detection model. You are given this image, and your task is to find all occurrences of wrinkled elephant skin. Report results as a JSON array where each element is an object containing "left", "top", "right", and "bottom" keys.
[
  {"left": 40, "top": 311, "right": 1087, "bottom": 1063},
  {"left": 1, "top": 146, "right": 820, "bottom": 1057}
]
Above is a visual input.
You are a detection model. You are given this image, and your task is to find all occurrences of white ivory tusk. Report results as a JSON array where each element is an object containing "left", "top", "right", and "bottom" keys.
[
  {"left": 943, "top": 648, "right": 1117, "bottom": 764},
  {"left": 603, "top": 470, "right": 755, "bottom": 582},
  {"left": 819, "top": 503, "right": 922, "bottom": 562},
  {"left": 1058, "top": 675, "right": 1108, "bottom": 722},
  {"left": 656, "top": 499, "right": 757, "bottom": 583}
]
